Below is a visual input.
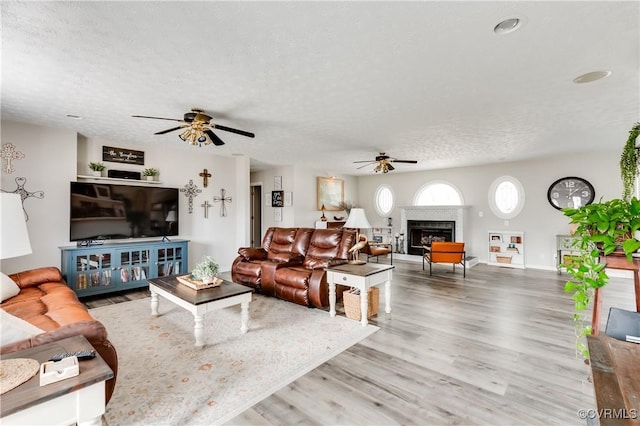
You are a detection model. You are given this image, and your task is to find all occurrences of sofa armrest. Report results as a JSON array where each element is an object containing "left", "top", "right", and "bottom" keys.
[
  {"left": 237, "top": 247, "right": 268, "bottom": 261},
  {"left": 9, "top": 267, "right": 64, "bottom": 290}
]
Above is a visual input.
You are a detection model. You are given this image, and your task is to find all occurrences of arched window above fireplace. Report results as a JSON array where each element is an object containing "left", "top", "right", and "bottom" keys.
[{"left": 414, "top": 181, "right": 463, "bottom": 206}]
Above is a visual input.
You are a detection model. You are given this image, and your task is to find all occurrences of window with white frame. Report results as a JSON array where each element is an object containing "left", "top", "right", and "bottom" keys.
[
  {"left": 374, "top": 184, "right": 394, "bottom": 216},
  {"left": 488, "top": 176, "right": 525, "bottom": 219},
  {"left": 414, "top": 181, "right": 463, "bottom": 205}
]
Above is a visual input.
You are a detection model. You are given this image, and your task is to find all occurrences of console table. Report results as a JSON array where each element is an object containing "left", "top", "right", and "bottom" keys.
[
  {"left": 592, "top": 253, "right": 640, "bottom": 335},
  {"left": 587, "top": 335, "right": 640, "bottom": 425}
]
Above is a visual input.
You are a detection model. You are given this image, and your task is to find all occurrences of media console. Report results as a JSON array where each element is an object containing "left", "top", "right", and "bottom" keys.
[{"left": 60, "top": 239, "right": 189, "bottom": 298}]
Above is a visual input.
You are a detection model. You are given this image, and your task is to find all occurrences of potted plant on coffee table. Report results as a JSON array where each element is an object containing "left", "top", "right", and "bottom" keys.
[
  {"left": 562, "top": 122, "right": 640, "bottom": 358},
  {"left": 190, "top": 256, "right": 220, "bottom": 285}
]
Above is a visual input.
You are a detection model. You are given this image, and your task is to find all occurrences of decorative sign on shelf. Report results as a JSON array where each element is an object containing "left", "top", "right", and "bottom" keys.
[
  {"left": 271, "top": 190, "right": 284, "bottom": 207},
  {"left": 102, "top": 146, "right": 145, "bottom": 165}
]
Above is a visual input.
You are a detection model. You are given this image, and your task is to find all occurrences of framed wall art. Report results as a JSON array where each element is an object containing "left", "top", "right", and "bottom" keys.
[
  {"left": 102, "top": 146, "right": 145, "bottom": 165},
  {"left": 274, "top": 176, "right": 282, "bottom": 190},
  {"left": 317, "top": 177, "right": 344, "bottom": 211},
  {"left": 272, "top": 190, "right": 284, "bottom": 207}
]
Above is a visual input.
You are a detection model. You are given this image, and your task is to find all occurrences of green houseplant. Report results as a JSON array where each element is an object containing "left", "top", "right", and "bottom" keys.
[
  {"left": 143, "top": 168, "right": 158, "bottom": 181},
  {"left": 88, "top": 162, "right": 106, "bottom": 177},
  {"left": 563, "top": 122, "right": 640, "bottom": 358},
  {"left": 190, "top": 256, "right": 219, "bottom": 284}
]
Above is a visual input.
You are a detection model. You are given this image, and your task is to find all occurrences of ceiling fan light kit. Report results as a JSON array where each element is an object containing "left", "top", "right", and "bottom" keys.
[
  {"left": 354, "top": 152, "right": 417, "bottom": 173},
  {"left": 133, "top": 107, "right": 255, "bottom": 147}
]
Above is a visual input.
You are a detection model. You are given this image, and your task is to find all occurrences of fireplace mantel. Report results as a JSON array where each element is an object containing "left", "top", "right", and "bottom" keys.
[{"left": 400, "top": 206, "right": 471, "bottom": 253}]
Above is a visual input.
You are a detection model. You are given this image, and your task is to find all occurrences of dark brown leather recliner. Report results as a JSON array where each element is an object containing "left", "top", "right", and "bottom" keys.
[
  {"left": 231, "top": 227, "right": 313, "bottom": 291},
  {"left": 0, "top": 267, "right": 118, "bottom": 404},
  {"left": 232, "top": 227, "right": 355, "bottom": 308}
]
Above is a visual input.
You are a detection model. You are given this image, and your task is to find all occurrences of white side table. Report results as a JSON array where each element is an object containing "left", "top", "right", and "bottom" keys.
[{"left": 326, "top": 263, "right": 394, "bottom": 326}]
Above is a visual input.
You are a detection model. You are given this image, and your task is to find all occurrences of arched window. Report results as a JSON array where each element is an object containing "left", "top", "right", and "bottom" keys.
[
  {"left": 414, "top": 181, "right": 463, "bottom": 205},
  {"left": 374, "top": 184, "right": 394, "bottom": 216},
  {"left": 489, "top": 176, "right": 525, "bottom": 219}
]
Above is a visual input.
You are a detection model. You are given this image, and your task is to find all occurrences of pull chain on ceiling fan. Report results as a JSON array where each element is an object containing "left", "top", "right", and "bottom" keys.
[
  {"left": 132, "top": 107, "right": 255, "bottom": 147},
  {"left": 353, "top": 152, "right": 418, "bottom": 173}
]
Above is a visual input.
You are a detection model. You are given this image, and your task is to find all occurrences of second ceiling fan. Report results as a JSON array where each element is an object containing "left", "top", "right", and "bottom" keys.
[
  {"left": 132, "top": 107, "right": 255, "bottom": 146},
  {"left": 354, "top": 152, "right": 418, "bottom": 173}
]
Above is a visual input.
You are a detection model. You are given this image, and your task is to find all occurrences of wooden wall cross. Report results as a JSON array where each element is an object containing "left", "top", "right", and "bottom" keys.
[
  {"left": 201, "top": 200, "right": 212, "bottom": 218},
  {"left": 199, "top": 169, "right": 212, "bottom": 187},
  {"left": 213, "top": 188, "right": 232, "bottom": 217}
]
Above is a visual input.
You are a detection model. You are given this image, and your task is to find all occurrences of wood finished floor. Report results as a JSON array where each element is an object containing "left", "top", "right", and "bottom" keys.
[{"left": 84, "top": 261, "right": 637, "bottom": 426}]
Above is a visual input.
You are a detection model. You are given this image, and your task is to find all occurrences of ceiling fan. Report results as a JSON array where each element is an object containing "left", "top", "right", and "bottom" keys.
[
  {"left": 132, "top": 107, "right": 255, "bottom": 146},
  {"left": 353, "top": 152, "right": 418, "bottom": 173}
]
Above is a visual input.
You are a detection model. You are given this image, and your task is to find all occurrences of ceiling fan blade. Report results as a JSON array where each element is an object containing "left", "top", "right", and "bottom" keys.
[
  {"left": 357, "top": 162, "right": 375, "bottom": 169},
  {"left": 132, "top": 115, "right": 183, "bottom": 122},
  {"left": 390, "top": 160, "right": 418, "bottom": 164},
  {"left": 154, "top": 125, "right": 187, "bottom": 135},
  {"left": 353, "top": 160, "right": 376, "bottom": 163},
  {"left": 387, "top": 164, "right": 395, "bottom": 171},
  {"left": 205, "top": 129, "right": 225, "bottom": 146},
  {"left": 213, "top": 124, "right": 255, "bottom": 138}
]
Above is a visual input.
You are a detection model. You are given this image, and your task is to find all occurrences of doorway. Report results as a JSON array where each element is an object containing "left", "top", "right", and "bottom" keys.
[{"left": 250, "top": 184, "right": 262, "bottom": 247}]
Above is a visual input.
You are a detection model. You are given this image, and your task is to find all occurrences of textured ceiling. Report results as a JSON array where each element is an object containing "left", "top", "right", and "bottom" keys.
[{"left": 2, "top": 1, "right": 639, "bottom": 175}]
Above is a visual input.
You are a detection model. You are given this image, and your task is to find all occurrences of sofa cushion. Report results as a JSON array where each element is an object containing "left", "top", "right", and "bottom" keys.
[
  {"left": 237, "top": 247, "right": 267, "bottom": 261},
  {"left": 0, "top": 308, "right": 44, "bottom": 347},
  {"left": 303, "top": 229, "right": 342, "bottom": 269},
  {"left": 1, "top": 273, "right": 20, "bottom": 302}
]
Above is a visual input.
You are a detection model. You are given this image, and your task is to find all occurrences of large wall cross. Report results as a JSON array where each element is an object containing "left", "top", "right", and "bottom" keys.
[
  {"left": 213, "top": 188, "right": 232, "bottom": 217},
  {"left": 180, "top": 179, "right": 202, "bottom": 214},
  {"left": 1, "top": 143, "right": 25, "bottom": 174}
]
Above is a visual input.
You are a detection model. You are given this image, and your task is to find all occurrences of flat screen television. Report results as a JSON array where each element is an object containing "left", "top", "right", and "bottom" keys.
[{"left": 70, "top": 181, "right": 179, "bottom": 242}]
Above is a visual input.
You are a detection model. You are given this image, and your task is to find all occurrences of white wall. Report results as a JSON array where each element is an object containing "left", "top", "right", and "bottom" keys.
[
  {"left": 1, "top": 120, "right": 250, "bottom": 275},
  {"left": 356, "top": 151, "right": 622, "bottom": 270}
]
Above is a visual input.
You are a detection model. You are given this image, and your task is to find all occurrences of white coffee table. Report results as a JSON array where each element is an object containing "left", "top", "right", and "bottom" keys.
[
  {"left": 148, "top": 276, "right": 254, "bottom": 347},
  {"left": 326, "top": 263, "right": 394, "bottom": 326}
]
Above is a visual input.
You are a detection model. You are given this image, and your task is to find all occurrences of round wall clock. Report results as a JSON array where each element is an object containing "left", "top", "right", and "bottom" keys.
[{"left": 547, "top": 176, "right": 595, "bottom": 210}]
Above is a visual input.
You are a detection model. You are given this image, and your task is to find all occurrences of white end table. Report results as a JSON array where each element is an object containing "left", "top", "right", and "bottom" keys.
[{"left": 326, "top": 263, "right": 394, "bottom": 326}]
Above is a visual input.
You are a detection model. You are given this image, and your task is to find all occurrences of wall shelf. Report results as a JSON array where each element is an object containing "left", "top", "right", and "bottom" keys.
[
  {"left": 487, "top": 230, "right": 525, "bottom": 269},
  {"left": 77, "top": 175, "right": 163, "bottom": 185}
]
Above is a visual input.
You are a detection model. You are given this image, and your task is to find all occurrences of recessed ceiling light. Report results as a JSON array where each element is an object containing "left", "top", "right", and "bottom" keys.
[
  {"left": 494, "top": 17, "right": 522, "bottom": 34},
  {"left": 573, "top": 70, "right": 612, "bottom": 84},
  {"left": 66, "top": 114, "right": 83, "bottom": 120}
]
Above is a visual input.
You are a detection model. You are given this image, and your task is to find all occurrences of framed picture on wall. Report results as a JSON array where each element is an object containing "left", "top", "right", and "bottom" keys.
[
  {"left": 317, "top": 177, "right": 344, "bottom": 211},
  {"left": 274, "top": 176, "right": 282, "bottom": 190},
  {"left": 274, "top": 208, "right": 282, "bottom": 222},
  {"left": 272, "top": 190, "right": 284, "bottom": 207}
]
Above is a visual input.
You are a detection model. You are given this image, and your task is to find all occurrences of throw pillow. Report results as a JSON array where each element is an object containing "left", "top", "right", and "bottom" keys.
[
  {"left": 0, "top": 273, "right": 20, "bottom": 302},
  {"left": 0, "top": 308, "right": 44, "bottom": 347}
]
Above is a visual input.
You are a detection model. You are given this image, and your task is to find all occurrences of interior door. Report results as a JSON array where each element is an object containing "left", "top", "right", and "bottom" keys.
[{"left": 250, "top": 185, "right": 262, "bottom": 247}]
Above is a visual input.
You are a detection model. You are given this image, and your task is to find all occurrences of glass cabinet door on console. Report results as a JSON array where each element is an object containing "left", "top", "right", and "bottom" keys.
[
  {"left": 154, "top": 244, "right": 185, "bottom": 277},
  {"left": 61, "top": 240, "right": 189, "bottom": 297}
]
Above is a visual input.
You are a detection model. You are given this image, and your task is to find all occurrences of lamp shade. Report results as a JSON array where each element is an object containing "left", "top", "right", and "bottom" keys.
[
  {"left": 165, "top": 210, "right": 177, "bottom": 222},
  {"left": 0, "top": 193, "right": 32, "bottom": 259},
  {"left": 344, "top": 208, "right": 371, "bottom": 229}
]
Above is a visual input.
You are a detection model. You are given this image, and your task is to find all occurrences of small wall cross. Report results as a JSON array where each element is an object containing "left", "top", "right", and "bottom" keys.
[
  {"left": 213, "top": 188, "right": 232, "bottom": 217},
  {"left": 201, "top": 200, "right": 212, "bottom": 218},
  {"left": 1, "top": 143, "right": 25, "bottom": 174},
  {"left": 199, "top": 169, "right": 212, "bottom": 188}
]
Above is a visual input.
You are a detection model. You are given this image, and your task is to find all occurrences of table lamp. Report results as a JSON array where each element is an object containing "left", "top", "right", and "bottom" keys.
[
  {"left": 344, "top": 208, "right": 371, "bottom": 264},
  {"left": 163, "top": 210, "right": 177, "bottom": 242}
]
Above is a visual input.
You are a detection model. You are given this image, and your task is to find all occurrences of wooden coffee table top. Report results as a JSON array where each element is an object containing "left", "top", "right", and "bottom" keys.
[{"left": 148, "top": 275, "right": 253, "bottom": 305}]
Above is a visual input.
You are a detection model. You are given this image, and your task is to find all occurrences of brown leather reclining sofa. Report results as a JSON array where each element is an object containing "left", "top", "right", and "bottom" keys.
[
  {"left": 231, "top": 227, "right": 355, "bottom": 308},
  {"left": 0, "top": 267, "right": 118, "bottom": 403}
]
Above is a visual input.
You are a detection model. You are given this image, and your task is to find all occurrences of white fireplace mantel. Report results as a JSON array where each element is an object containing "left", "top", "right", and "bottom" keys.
[{"left": 400, "top": 206, "right": 471, "bottom": 250}]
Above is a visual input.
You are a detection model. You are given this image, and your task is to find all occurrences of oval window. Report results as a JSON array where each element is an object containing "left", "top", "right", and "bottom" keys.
[
  {"left": 375, "top": 185, "right": 394, "bottom": 216},
  {"left": 488, "top": 176, "right": 525, "bottom": 219}
]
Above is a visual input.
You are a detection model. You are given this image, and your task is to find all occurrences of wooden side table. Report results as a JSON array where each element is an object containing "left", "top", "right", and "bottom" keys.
[
  {"left": 326, "top": 263, "right": 394, "bottom": 326},
  {"left": 592, "top": 253, "right": 640, "bottom": 335},
  {"left": 0, "top": 335, "right": 114, "bottom": 426}
]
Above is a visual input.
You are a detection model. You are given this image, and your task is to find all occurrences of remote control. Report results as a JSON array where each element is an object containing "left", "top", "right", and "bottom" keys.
[{"left": 49, "top": 350, "right": 96, "bottom": 362}]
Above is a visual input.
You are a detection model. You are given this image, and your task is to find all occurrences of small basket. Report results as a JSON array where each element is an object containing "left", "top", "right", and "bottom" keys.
[
  {"left": 343, "top": 287, "right": 379, "bottom": 320},
  {"left": 496, "top": 255, "right": 512, "bottom": 264}
]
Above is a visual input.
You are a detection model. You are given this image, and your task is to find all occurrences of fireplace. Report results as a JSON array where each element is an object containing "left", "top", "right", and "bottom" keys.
[{"left": 407, "top": 220, "right": 455, "bottom": 255}]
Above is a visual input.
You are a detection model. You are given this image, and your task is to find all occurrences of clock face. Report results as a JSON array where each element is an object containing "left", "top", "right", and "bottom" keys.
[{"left": 547, "top": 177, "right": 595, "bottom": 210}]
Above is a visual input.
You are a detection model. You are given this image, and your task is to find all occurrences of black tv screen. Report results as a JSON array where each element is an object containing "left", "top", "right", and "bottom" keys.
[{"left": 70, "top": 182, "right": 179, "bottom": 241}]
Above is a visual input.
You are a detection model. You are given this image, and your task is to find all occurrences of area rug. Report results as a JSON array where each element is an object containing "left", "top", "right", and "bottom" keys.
[{"left": 90, "top": 294, "right": 378, "bottom": 425}]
